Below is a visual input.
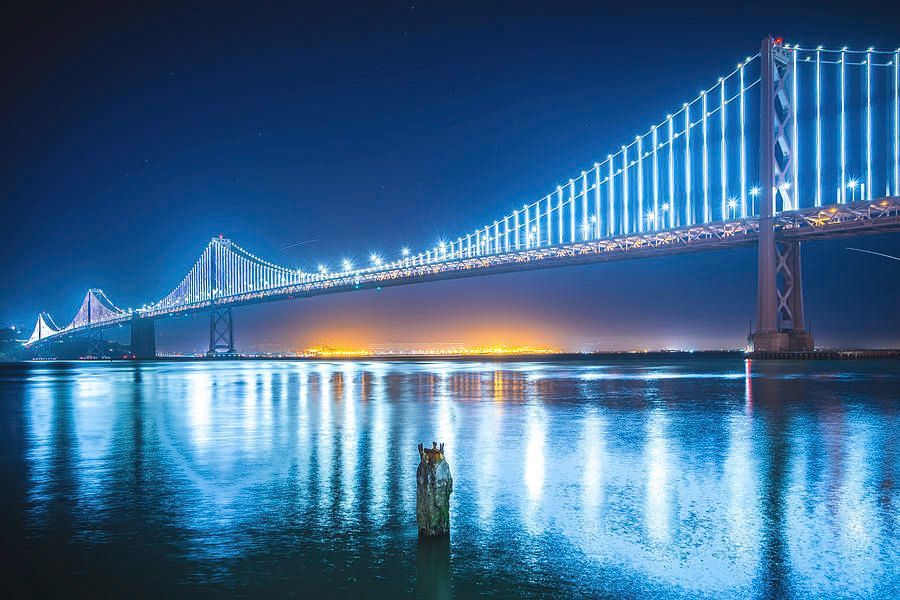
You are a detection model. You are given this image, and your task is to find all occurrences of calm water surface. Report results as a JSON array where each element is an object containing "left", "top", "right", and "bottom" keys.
[{"left": 0, "top": 359, "right": 897, "bottom": 598}]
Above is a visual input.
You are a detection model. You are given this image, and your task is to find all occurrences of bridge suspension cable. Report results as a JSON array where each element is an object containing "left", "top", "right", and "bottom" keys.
[{"left": 149, "top": 238, "right": 306, "bottom": 312}]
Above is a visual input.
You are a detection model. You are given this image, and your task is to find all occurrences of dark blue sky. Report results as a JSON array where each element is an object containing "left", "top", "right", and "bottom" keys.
[{"left": 3, "top": 1, "right": 899, "bottom": 351}]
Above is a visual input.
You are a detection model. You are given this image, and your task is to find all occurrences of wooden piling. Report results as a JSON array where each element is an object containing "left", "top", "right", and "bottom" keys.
[{"left": 416, "top": 442, "right": 452, "bottom": 537}]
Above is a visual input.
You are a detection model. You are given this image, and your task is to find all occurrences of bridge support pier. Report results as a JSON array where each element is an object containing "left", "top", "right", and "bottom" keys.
[
  {"left": 207, "top": 307, "right": 236, "bottom": 356},
  {"left": 775, "top": 241, "right": 813, "bottom": 350},
  {"left": 751, "top": 240, "right": 814, "bottom": 352},
  {"left": 32, "top": 341, "right": 56, "bottom": 360},
  {"left": 131, "top": 318, "right": 157, "bottom": 359},
  {"left": 750, "top": 36, "right": 813, "bottom": 353},
  {"left": 86, "top": 329, "right": 105, "bottom": 359}
]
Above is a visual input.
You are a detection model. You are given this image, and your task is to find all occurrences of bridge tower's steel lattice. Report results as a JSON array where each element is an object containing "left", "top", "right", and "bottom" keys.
[
  {"left": 86, "top": 329, "right": 105, "bottom": 359},
  {"left": 752, "top": 37, "right": 813, "bottom": 352},
  {"left": 208, "top": 307, "right": 236, "bottom": 355}
]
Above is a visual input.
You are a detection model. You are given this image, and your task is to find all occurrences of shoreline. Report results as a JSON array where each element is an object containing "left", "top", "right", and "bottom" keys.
[{"left": 17, "top": 349, "right": 900, "bottom": 363}]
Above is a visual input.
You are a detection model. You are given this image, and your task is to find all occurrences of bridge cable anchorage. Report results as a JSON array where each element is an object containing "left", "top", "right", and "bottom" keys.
[{"left": 26, "top": 40, "right": 900, "bottom": 351}]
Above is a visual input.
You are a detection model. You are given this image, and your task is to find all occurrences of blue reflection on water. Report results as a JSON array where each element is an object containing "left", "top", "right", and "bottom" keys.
[{"left": 5, "top": 359, "right": 898, "bottom": 597}]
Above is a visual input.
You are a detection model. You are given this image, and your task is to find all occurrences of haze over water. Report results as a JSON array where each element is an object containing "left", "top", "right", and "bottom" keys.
[{"left": 1, "top": 359, "right": 897, "bottom": 597}]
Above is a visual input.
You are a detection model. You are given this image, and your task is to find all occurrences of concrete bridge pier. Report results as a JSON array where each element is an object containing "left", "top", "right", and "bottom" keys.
[{"left": 131, "top": 317, "right": 157, "bottom": 359}]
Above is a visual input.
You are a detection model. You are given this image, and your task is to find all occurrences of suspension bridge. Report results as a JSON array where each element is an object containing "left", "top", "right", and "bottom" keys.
[{"left": 25, "top": 37, "right": 900, "bottom": 357}]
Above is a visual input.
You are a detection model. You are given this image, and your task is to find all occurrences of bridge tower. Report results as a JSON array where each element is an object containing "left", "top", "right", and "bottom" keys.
[
  {"left": 207, "top": 238, "right": 237, "bottom": 356},
  {"left": 751, "top": 36, "right": 814, "bottom": 352}
]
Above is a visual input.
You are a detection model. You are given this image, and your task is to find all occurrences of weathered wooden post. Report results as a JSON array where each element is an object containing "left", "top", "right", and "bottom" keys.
[{"left": 416, "top": 442, "right": 452, "bottom": 537}]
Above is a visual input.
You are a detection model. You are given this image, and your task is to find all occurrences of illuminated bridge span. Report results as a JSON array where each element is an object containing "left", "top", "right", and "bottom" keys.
[{"left": 26, "top": 38, "right": 900, "bottom": 357}]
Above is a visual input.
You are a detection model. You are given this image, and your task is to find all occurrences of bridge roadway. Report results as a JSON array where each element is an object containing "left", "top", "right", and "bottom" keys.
[{"left": 39, "top": 196, "right": 899, "bottom": 343}]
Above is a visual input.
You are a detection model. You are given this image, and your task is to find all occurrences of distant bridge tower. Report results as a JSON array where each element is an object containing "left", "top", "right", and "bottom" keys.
[
  {"left": 751, "top": 36, "right": 814, "bottom": 352},
  {"left": 207, "top": 236, "right": 237, "bottom": 356}
]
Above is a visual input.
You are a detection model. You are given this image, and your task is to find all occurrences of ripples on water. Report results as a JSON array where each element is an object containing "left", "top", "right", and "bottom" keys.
[{"left": 1, "top": 359, "right": 897, "bottom": 597}]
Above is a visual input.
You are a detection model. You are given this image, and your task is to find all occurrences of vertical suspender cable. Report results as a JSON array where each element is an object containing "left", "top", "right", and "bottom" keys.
[
  {"left": 652, "top": 127, "right": 659, "bottom": 230},
  {"left": 622, "top": 148, "right": 629, "bottom": 234},
  {"left": 895, "top": 50, "right": 900, "bottom": 196},
  {"left": 569, "top": 179, "right": 576, "bottom": 242},
  {"left": 514, "top": 211, "right": 520, "bottom": 250},
  {"left": 684, "top": 105, "right": 692, "bottom": 224},
  {"left": 582, "top": 172, "right": 589, "bottom": 239},
  {"left": 558, "top": 186, "right": 564, "bottom": 242},
  {"left": 792, "top": 48, "right": 799, "bottom": 209},
  {"left": 608, "top": 158, "right": 615, "bottom": 236},
  {"left": 594, "top": 164, "right": 601, "bottom": 237},
  {"left": 546, "top": 196, "right": 552, "bottom": 246},
  {"left": 740, "top": 63, "right": 747, "bottom": 217},
  {"left": 816, "top": 48, "right": 822, "bottom": 206},
  {"left": 866, "top": 49, "right": 872, "bottom": 200},
  {"left": 720, "top": 79, "right": 727, "bottom": 220},
  {"left": 523, "top": 205, "right": 529, "bottom": 249},
  {"left": 702, "top": 91, "right": 709, "bottom": 222},
  {"left": 668, "top": 116, "right": 675, "bottom": 227},
  {"left": 505, "top": 216, "right": 510, "bottom": 252},
  {"left": 637, "top": 137, "right": 644, "bottom": 232},
  {"left": 840, "top": 48, "right": 846, "bottom": 202}
]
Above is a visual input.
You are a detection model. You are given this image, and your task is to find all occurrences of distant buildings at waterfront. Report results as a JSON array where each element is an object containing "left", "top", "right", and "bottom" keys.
[
  {"left": 301, "top": 343, "right": 562, "bottom": 357},
  {"left": 0, "top": 327, "right": 23, "bottom": 360}
]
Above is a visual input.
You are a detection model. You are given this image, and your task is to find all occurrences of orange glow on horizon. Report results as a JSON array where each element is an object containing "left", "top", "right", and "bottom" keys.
[
  {"left": 294, "top": 320, "right": 565, "bottom": 354},
  {"left": 301, "top": 344, "right": 562, "bottom": 357}
]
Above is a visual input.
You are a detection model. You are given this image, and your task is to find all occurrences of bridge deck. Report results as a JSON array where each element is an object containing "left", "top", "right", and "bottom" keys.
[{"left": 28, "top": 197, "right": 899, "bottom": 346}]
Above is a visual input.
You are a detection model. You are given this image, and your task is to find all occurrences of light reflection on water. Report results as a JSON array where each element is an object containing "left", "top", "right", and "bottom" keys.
[{"left": 3, "top": 359, "right": 898, "bottom": 597}]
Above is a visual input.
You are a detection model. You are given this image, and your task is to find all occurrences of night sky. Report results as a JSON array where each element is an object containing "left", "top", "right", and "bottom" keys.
[{"left": 2, "top": 1, "right": 899, "bottom": 352}]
